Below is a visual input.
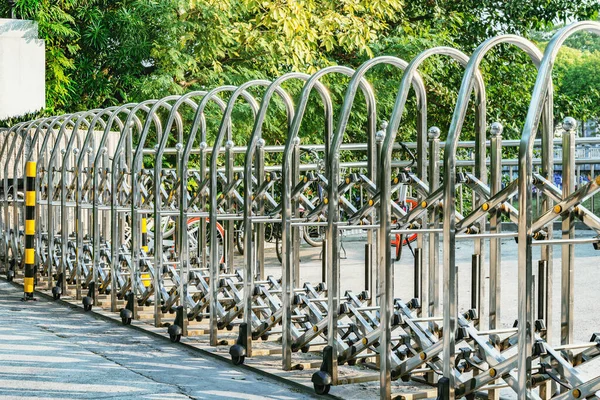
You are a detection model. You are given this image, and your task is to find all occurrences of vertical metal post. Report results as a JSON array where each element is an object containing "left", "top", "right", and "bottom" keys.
[
  {"left": 561, "top": 117, "right": 576, "bottom": 346},
  {"left": 225, "top": 140, "right": 235, "bottom": 272},
  {"left": 292, "top": 139, "right": 300, "bottom": 287},
  {"left": 487, "top": 122, "right": 503, "bottom": 399},
  {"left": 539, "top": 95, "right": 554, "bottom": 351},
  {"left": 489, "top": 122, "right": 502, "bottom": 332},
  {"left": 373, "top": 125, "right": 385, "bottom": 303},
  {"left": 256, "top": 141, "right": 265, "bottom": 280},
  {"left": 414, "top": 247, "right": 422, "bottom": 300},
  {"left": 427, "top": 127, "right": 440, "bottom": 322}
]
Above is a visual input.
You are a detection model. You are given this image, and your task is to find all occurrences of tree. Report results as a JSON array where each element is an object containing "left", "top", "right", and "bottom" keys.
[{"left": 1, "top": 0, "right": 599, "bottom": 149}]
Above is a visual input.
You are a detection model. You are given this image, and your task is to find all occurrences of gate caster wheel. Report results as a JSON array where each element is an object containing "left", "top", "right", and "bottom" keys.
[
  {"left": 120, "top": 309, "right": 133, "bottom": 325},
  {"left": 312, "top": 370, "right": 332, "bottom": 395},
  {"left": 229, "top": 344, "right": 246, "bottom": 365},
  {"left": 52, "top": 286, "right": 62, "bottom": 300},
  {"left": 168, "top": 324, "right": 182, "bottom": 343},
  {"left": 82, "top": 296, "right": 93, "bottom": 312},
  {"left": 231, "top": 354, "right": 245, "bottom": 365},
  {"left": 313, "top": 383, "right": 330, "bottom": 395}
]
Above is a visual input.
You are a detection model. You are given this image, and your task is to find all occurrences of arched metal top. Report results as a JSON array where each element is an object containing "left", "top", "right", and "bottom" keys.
[
  {"left": 331, "top": 55, "right": 427, "bottom": 163},
  {"left": 55, "top": 109, "right": 100, "bottom": 173},
  {"left": 180, "top": 86, "right": 233, "bottom": 167},
  {"left": 131, "top": 95, "right": 185, "bottom": 172},
  {"left": 243, "top": 72, "right": 310, "bottom": 185},
  {"left": 283, "top": 65, "right": 376, "bottom": 172},
  {"left": 28, "top": 114, "right": 75, "bottom": 176},
  {"left": 519, "top": 21, "right": 600, "bottom": 167},
  {"left": 155, "top": 92, "right": 206, "bottom": 166},
  {"left": 109, "top": 100, "right": 160, "bottom": 174},
  {"left": 1, "top": 120, "right": 41, "bottom": 183},
  {"left": 76, "top": 106, "right": 133, "bottom": 171},
  {"left": 446, "top": 34, "right": 544, "bottom": 160},
  {"left": 47, "top": 111, "right": 89, "bottom": 175}
]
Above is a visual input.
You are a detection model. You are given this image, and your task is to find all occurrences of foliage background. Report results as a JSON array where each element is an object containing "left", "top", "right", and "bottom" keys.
[{"left": 2, "top": 0, "right": 600, "bottom": 149}]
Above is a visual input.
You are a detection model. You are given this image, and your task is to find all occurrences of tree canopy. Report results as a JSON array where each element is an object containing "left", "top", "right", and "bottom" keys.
[{"left": 2, "top": 0, "right": 600, "bottom": 145}]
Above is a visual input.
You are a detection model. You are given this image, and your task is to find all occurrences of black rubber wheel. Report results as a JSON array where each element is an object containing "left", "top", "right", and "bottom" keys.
[
  {"left": 231, "top": 355, "right": 245, "bottom": 365},
  {"left": 170, "top": 334, "right": 181, "bottom": 343},
  {"left": 314, "top": 383, "right": 330, "bottom": 395},
  {"left": 301, "top": 346, "right": 310, "bottom": 353},
  {"left": 260, "top": 334, "right": 269, "bottom": 341}
]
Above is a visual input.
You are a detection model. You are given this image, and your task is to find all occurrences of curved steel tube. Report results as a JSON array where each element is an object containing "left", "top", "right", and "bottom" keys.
[{"left": 517, "top": 21, "right": 600, "bottom": 397}]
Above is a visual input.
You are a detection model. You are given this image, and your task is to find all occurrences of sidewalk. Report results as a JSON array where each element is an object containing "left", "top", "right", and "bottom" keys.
[{"left": 0, "top": 280, "right": 316, "bottom": 400}]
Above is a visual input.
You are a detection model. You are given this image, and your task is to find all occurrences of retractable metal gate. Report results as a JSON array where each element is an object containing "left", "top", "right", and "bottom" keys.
[{"left": 3, "top": 20, "right": 600, "bottom": 400}]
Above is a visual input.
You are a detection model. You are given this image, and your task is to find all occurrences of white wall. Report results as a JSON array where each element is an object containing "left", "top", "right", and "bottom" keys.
[{"left": 0, "top": 19, "right": 45, "bottom": 120}]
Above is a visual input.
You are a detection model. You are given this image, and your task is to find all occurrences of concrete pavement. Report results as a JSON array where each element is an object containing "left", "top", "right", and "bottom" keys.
[{"left": 0, "top": 280, "right": 316, "bottom": 400}]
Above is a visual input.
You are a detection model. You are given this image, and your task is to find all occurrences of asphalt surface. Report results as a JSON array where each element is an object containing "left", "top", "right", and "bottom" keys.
[{"left": 0, "top": 280, "right": 316, "bottom": 400}]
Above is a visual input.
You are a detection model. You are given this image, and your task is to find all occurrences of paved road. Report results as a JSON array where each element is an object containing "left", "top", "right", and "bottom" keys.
[{"left": 0, "top": 280, "right": 316, "bottom": 400}]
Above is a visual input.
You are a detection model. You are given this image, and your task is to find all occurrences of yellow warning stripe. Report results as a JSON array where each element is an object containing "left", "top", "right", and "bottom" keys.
[
  {"left": 26, "top": 161, "right": 36, "bottom": 178},
  {"left": 24, "top": 248, "right": 35, "bottom": 264},
  {"left": 26, "top": 191, "right": 36, "bottom": 206},
  {"left": 24, "top": 277, "right": 34, "bottom": 293},
  {"left": 25, "top": 220, "right": 35, "bottom": 235}
]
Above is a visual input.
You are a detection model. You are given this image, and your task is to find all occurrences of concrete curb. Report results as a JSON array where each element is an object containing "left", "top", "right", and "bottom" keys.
[{"left": 2, "top": 277, "right": 341, "bottom": 400}]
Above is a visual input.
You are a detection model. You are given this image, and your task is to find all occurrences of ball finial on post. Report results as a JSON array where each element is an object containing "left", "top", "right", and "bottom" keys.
[
  {"left": 562, "top": 117, "right": 577, "bottom": 132},
  {"left": 490, "top": 122, "right": 503, "bottom": 137},
  {"left": 428, "top": 126, "right": 440, "bottom": 140}
]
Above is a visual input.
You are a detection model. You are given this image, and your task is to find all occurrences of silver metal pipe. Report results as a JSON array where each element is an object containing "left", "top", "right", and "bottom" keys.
[
  {"left": 381, "top": 46, "right": 487, "bottom": 398},
  {"left": 444, "top": 35, "right": 544, "bottom": 397},
  {"left": 518, "top": 21, "right": 600, "bottom": 397}
]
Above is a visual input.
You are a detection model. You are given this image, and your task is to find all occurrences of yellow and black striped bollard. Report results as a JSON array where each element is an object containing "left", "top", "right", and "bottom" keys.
[
  {"left": 141, "top": 216, "right": 150, "bottom": 288},
  {"left": 23, "top": 161, "right": 36, "bottom": 301}
]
